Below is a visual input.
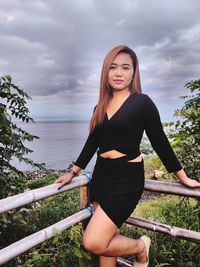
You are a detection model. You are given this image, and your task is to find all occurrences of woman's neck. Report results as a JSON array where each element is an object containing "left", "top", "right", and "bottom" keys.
[{"left": 111, "top": 89, "right": 131, "bottom": 101}]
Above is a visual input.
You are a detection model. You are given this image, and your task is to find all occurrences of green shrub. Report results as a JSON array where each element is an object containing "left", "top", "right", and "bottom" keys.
[
  {"left": 165, "top": 79, "right": 200, "bottom": 181},
  {"left": 0, "top": 75, "right": 45, "bottom": 200},
  {"left": 16, "top": 224, "right": 92, "bottom": 267},
  {"left": 121, "top": 196, "right": 200, "bottom": 267},
  {"left": 1, "top": 186, "right": 93, "bottom": 267},
  {"left": 26, "top": 173, "right": 59, "bottom": 190}
]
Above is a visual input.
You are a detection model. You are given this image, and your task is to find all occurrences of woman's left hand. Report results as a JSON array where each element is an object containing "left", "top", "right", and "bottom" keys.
[
  {"left": 181, "top": 177, "right": 200, "bottom": 188},
  {"left": 175, "top": 169, "right": 200, "bottom": 188}
]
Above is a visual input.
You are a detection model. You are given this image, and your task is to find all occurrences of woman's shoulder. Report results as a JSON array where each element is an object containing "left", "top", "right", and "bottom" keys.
[
  {"left": 131, "top": 92, "right": 152, "bottom": 102},
  {"left": 131, "top": 92, "right": 158, "bottom": 113}
]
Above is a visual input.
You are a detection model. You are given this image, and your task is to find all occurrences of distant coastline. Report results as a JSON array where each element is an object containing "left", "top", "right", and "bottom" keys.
[{"left": 15, "top": 120, "right": 90, "bottom": 124}]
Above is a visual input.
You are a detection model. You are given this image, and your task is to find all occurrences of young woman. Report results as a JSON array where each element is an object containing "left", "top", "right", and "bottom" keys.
[{"left": 54, "top": 45, "right": 200, "bottom": 267}]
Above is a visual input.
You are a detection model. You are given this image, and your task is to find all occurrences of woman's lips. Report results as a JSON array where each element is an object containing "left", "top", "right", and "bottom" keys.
[{"left": 113, "top": 79, "right": 123, "bottom": 83}]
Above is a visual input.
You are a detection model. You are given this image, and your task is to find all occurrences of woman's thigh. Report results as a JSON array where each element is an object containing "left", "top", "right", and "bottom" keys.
[
  {"left": 83, "top": 201, "right": 119, "bottom": 251},
  {"left": 91, "top": 201, "right": 120, "bottom": 235}
]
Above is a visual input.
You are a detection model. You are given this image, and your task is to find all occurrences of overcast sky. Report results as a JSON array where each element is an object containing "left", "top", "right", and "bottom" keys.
[{"left": 1, "top": 0, "right": 200, "bottom": 121}]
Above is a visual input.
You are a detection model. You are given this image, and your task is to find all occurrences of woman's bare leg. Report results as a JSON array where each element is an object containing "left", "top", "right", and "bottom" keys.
[
  {"left": 91, "top": 201, "right": 117, "bottom": 267},
  {"left": 83, "top": 203, "right": 147, "bottom": 263},
  {"left": 99, "top": 256, "right": 117, "bottom": 267}
]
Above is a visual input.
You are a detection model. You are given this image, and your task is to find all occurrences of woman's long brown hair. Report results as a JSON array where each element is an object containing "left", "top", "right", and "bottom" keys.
[{"left": 89, "top": 45, "right": 142, "bottom": 133}]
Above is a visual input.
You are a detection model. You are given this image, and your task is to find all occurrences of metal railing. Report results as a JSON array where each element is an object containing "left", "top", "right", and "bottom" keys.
[{"left": 0, "top": 173, "right": 200, "bottom": 266}]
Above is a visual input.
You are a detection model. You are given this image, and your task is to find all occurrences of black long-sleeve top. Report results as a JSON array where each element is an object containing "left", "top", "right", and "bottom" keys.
[{"left": 74, "top": 92, "right": 182, "bottom": 173}]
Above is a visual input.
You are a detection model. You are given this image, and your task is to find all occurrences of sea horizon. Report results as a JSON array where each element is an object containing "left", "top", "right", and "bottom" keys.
[{"left": 12, "top": 121, "right": 96, "bottom": 172}]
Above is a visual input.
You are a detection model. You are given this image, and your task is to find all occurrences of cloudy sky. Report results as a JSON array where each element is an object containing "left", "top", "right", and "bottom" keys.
[{"left": 1, "top": 0, "right": 200, "bottom": 121}]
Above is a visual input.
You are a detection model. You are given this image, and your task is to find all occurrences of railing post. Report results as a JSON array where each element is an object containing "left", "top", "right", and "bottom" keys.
[{"left": 80, "top": 172, "right": 92, "bottom": 233}]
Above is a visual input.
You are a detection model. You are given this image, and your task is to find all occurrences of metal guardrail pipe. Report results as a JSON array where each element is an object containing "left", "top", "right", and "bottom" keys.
[
  {"left": 0, "top": 206, "right": 93, "bottom": 266},
  {"left": 1, "top": 177, "right": 199, "bottom": 215},
  {"left": 126, "top": 216, "right": 200, "bottom": 244},
  {"left": 117, "top": 257, "right": 133, "bottom": 267},
  {"left": 0, "top": 174, "right": 199, "bottom": 265},
  {"left": 0, "top": 173, "right": 91, "bottom": 214},
  {"left": 144, "top": 180, "right": 200, "bottom": 198}
]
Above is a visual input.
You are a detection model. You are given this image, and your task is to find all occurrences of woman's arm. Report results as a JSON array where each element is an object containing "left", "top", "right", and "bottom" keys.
[
  {"left": 70, "top": 164, "right": 81, "bottom": 173},
  {"left": 143, "top": 95, "right": 200, "bottom": 188},
  {"left": 73, "top": 127, "right": 100, "bottom": 170},
  {"left": 174, "top": 169, "right": 200, "bottom": 187},
  {"left": 53, "top": 105, "right": 100, "bottom": 189},
  {"left": 143, "top": 94, "right": 182, "bottom": 173}
]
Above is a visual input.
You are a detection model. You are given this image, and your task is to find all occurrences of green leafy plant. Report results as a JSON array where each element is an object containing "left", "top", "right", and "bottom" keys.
[
  {"left": 0, "top": 75, "right": 45, "bottom": 199},
  {"left": 1, "top": 186, "right": 93, "bottom": 267},
  {"left": 121, "top": 196, "right": 200, "bottom": 267},
  {"left": 26, "top": 173, "right": 58, "bottom": 189},
  {"left": 165, "top": 79, "right": 200, "bottom": 181},
  {"left": 0, "top": 75, "right": 46, "bottom": 260},
  {"left": 16, "top": 225, "right": 92, "bottom": 267}
]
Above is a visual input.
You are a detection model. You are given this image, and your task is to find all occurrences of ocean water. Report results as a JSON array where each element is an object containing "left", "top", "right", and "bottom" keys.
[{"left": 12, "top": 121, "right": 97, "bottom": 172}]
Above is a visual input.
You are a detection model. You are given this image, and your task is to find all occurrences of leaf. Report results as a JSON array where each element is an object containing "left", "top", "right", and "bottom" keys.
[{"left": 73, "top": 247, "right": 83, "bottom": 258}]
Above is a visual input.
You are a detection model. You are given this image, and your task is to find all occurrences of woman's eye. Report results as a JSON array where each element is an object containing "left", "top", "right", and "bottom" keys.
[
  {"left": 110, "top": 66, "right": 116, "bottom": 70},
  {"left": 123, "top": 67, "right": 130, "bottom": 70}
]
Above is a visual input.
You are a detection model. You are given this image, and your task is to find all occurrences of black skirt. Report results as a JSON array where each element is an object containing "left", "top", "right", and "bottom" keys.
[{"left": 88, "top": 154, "right": 145, "bottom": 228}]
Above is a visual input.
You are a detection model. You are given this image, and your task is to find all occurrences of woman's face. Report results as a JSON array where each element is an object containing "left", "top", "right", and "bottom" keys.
[{"left": 108, "top": 52, "right": 134, "bottom": 92}]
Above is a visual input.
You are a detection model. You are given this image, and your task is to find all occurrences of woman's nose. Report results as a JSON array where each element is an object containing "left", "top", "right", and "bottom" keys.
[{"left": 115, "top": 67, "right": 122, "bottom": 76}]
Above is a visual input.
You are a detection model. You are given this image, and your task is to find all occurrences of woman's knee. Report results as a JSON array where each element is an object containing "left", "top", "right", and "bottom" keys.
[
  {"left": 83, "top": 234, "right": 105, "bottom": 254},
  {"left": 83, "top": 229, "right": 120, "bottom": 255}
]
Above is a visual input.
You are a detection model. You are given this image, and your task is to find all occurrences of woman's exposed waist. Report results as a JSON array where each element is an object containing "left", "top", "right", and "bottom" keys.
[{"left": 97, "top": 149, "right": 142, "bottom": 162}]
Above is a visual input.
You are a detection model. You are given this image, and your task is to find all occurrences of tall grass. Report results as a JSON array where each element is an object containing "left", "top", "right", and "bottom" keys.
[{"left": 121, "top": 196, "right": 200, "bottom": 267}]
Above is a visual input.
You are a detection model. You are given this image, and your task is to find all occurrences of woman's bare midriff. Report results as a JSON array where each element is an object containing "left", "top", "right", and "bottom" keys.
[{"left": 99, "top": 149, "right": 143, "bottom": 162}]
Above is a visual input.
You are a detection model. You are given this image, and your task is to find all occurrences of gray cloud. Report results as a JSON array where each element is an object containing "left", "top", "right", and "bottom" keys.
[{"left": 0, "top": 0, "right": 200, "bottom": 120}]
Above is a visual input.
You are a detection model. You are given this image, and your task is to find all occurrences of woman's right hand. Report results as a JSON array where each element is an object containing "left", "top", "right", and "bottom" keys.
[{"left": 53, "top": 173, "right": 74, "bottom": 190}]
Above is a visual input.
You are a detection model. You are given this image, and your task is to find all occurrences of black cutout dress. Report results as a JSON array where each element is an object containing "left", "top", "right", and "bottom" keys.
[{"left": 74, "top": 92, "right": 182, "bottom": 228}]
